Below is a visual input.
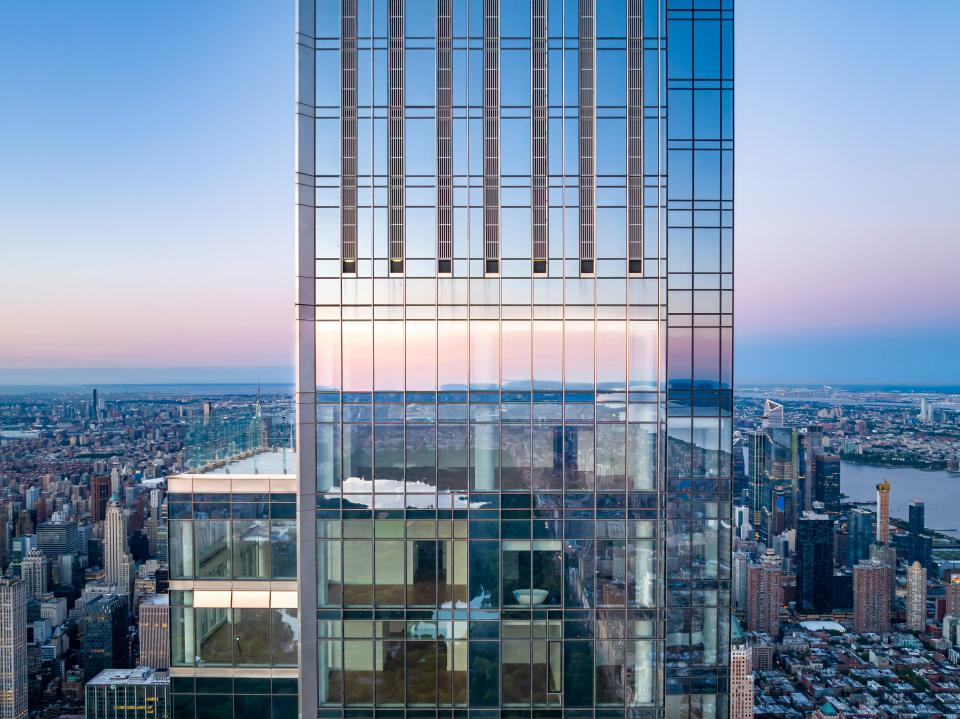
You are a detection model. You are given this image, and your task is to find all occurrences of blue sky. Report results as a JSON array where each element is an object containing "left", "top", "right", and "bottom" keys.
[
  {"left": 736, "top": 0, "right": 960, "bottom": 383},
  {"left": 1, "top": 1, "right": 958, "bottom": 385},
  {"left": 0, "top": 1, "right": 294, "bottom": 373}
]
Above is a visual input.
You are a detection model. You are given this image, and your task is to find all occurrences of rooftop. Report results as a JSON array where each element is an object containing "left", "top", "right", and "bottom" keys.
[
  {"left": 139, "top": 594, "right": 168, "bottom": 607},
  {"left": 800, "top": 620, "right": 847, "bottom": 633},
  {"left": 86, "top": 667, "right": 168, "bottom": 686}
]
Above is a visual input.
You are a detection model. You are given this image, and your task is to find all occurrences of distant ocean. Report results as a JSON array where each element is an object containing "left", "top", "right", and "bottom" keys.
[
  {"left": 739, "top": 383, "right": 960, "bottom": 394},
  {"left": 1, "top": 376, "right": 956, "bottom": 398},
  {"left": 0, "top": 383, "right": 293, "bottom": 397}
]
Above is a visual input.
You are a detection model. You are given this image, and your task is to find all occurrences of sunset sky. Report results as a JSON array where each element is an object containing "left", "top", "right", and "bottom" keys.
[{"left": 1, "top": 1, "right": 958, "bottom": 385}]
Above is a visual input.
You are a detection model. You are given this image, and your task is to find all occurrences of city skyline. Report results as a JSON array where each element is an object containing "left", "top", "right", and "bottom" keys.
[
  {"left": 2, "top": 1, "right": 959, "bottom": 385},
  {"left": 0, "top": 0, "right": 943, "bottom": 688}
]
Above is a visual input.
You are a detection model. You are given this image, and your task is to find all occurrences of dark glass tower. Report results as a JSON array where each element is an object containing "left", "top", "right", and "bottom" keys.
[
  {"left": 846, "top": 506, "right": 874, "bottom": 569},
  {"left": 296, "top": 1, "right": 734, "bottom": 717},
  {"left": 908, "top": 500, "right": 924, "bottom": 535},
  {"left": 796, "top": 512, "right": 833, "bottom": 613},
  {"left": 82, "top": 594, "right": 130, "bottom": 680},
  {"left": 812, "top": 454, "right": 840, "bottom": 514}
]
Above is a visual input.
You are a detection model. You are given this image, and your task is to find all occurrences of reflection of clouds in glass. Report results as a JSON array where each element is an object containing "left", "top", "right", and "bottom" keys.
[{"left": 331, "top": 476, "right": 489, "bottom": 510}]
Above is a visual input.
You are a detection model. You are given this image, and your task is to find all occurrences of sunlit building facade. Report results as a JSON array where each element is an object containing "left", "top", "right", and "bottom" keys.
[
  {"left": 0, "top": 578, "right": 27, "bottom": 719},
  {"left": 296, "top": 1, "right": 734, "bottom": 717},
  {"left": 728, "top": 636, "right": 752, "bottom": 719},
  {"left": 875, "top": 480, "right": 890, "bottom": 545},
  {"left": 85, "top": 668, "right": 169, "bottom": 719},
  {"left": 906, "top": 561, "right": 926, "bottom": 633},
  {"left": 746, "top": 550, "right": 782, "bottom": 636},
  {"left": 853, "top": 559, "right": 891, "bottom": 634}
]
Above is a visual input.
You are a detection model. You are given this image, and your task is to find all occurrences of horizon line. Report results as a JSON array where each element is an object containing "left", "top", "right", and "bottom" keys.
[{"left": 0, "top": 367, "right": 957, "bottom": 390}]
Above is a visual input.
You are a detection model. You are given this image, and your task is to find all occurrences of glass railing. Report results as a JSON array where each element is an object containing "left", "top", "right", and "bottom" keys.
[{"left": 182, "top": 398, "right": 295, "bottom": 474}]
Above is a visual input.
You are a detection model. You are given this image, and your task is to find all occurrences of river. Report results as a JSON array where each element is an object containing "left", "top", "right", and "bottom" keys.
[
  {"left": 841, "top": 462, "right": 960, "bottom": 536},
  {"left": 0, "top": 430, "right": 39, "bottom": 440}
]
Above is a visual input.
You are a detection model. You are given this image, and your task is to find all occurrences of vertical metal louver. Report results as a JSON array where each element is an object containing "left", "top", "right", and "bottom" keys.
[
  {"left": 531, "top": 0, "right": 548, "bottom": 275},
  {"left": 341, "top": 0, "right": 358, "bottom": 273},
  {"left": 483, "top": 0, "right": 500, "bottom": 275},
  {"left": 627, "top": 0, "right": 643, "bottom": 274},
  {"left": 578, "top": 0, "right": 595, "bottom": 275},
  {"left": 388, "top": 0, "right": 405, "bottom": 274},
  {"left": 437, "top": 0, "right": 453, "bottom": 275}
]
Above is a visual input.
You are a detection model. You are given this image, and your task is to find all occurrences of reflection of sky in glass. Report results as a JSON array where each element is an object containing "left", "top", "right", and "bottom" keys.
[
  {"left": 316, "top": 319, "right": 675, "bottom": 392},
  {"left": 311, "top": 0, "right": 710, "bottom": 278},
  {"left": 300, "top": 0, "right": 736, "bottom": 709}
]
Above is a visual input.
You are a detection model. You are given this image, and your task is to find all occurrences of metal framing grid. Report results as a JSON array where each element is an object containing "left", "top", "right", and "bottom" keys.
[
  {"left": 627, "top": 0, "right": 643, "bottom": 275},
  {"left": 483, "top": 0, "right": 500, "bottom": 275},
  {"left": 341, "top": 0, "right": 358, "bottom": 273},
  {"left": 577, "top": 0, "right": 595, "bottom": 275},
  {"left": 437, "top": 0, "right": 453, "bottom": 274},
  {"left": 531, "top": 0, "right": 548, "bottom": 275},
  {"left": 388, "top": 0, "right": 406, "bottom": 273}
]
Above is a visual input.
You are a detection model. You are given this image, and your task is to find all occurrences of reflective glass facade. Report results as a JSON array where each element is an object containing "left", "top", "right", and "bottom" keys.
[
  {"left": 296, "top": 1, "right": 733, "bottom": 717},
  {"left": 166, "top": 476, "right": 300, "bottom": 719},
  {"left": 168, "top": 492, "right": 298, "bottom": 582}
]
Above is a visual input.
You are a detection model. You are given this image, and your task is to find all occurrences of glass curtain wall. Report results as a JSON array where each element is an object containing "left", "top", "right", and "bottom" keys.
[{"left": 297, "top": 0, "right": 733, "bottom": 716}]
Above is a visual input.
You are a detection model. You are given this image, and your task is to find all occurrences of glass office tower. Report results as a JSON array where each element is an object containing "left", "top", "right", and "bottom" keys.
[{"left": 296, "top": 1, "right": 733, "bottom": 717}]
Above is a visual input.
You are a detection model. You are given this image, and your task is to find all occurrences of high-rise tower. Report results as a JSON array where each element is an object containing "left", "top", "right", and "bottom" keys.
[
  {"left": 909, "top": 500, "right": 924, "bottom": 535},
  {"left": 104, "top": 495, "right": 134, "bottom": 596},
  {"left": 19, "top": 549, "right": 47, "bottom": 599},
  {"left": 906, "top": 499, "right": 931, "bottom": 568},
  {"left": 876, "top": 480, "right": 890, "bottom": 545},
  {"left": 854, "top": 559, "right": 891, "bottom": 634},
  {"left": 81, "top": 594, "right": 130, "bottom": 680},
  {"left": 138, "top": 594, "right": 170, "bottom": 671},
  {"left": 0, "top": 578, "right": 27, "bottom": 719},
  {"left": 947, "top": 577, "right": 960, "bottom": 617},
  {"left": 729, "top": 633, "right": 753, "bottom": 719},
  {"left": 846, "top": 507, "right": 873, "bottom": 568},
  {"left": 796, "top": 511, "right": 834, "bottom": 613},
  {"left": 869, "top": 541, "right": 897, "bottom": 609},
  {"left": 91, "top": 475, "right": 112, "bottom": 522},
  {"left": 811, "top": 453, "right": 840, "bottom": 513},
  {"left": 747, "top": 550, "right": 783, "bottom": 635},
  {"left": 732, "top": 550, "right": 750, "bottom": 611},
  {"left": 906, "top": 561, "right": 926, "bottom": 633},
  {"left": 296, "top": 1, "right": 734, "bottom": 717},
  {"left": 761, "top": 400, "right": 784, "bottom": 428}
]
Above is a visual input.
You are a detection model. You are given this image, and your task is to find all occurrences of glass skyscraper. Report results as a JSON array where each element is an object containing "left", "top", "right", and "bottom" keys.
[{"left": 296, "top": 1, "right": 733, "bottom": 717}]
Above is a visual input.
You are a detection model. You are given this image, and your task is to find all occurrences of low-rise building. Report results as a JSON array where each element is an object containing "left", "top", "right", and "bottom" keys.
[{"left": 84, "top": 667, "right": 169, "bottom": 719}]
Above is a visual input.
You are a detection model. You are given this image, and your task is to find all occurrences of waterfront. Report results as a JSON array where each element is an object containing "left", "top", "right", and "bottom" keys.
[
  {"left": 841, "top": 461, "right": 960, "bottom": 536},
  {"left": 0, "top": 430, "right": 40, "bottom": 439}
]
